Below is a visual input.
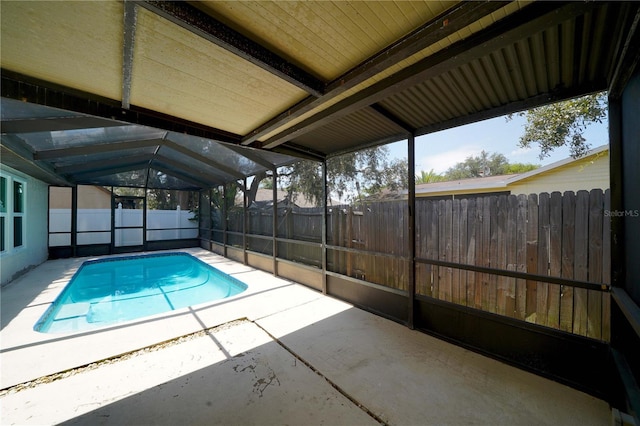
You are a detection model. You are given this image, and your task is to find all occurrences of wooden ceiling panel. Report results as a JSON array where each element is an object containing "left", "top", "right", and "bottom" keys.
[
  {"left": 194, "top": 0, "right": 457, "bottom": 82},
  {"left": 0, "top": 1, "right": 124, "bottom": 101},
  {"left": 130, "top": 7, "right": 308, "bottom": 135}
]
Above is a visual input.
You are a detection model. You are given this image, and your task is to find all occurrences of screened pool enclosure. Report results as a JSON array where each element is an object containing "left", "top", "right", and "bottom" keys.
[{"left": 2, "top": 1, "right": 639, "bottom": 419}]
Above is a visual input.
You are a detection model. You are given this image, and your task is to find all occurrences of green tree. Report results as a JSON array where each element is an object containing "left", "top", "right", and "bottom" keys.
[
  {"left": 509, "top": 92, "right": 607, "bottom": 159},
  {"left": 278, "top": 146, "right": 407, "bottom": 205},
  {"left": 416, "top": 169, "right": 445, "bottom": 184},
  {"left": 443, "top": 151, "right": 539, "bottom": 181},
  {"left": 443, "top": 151, "right": 509, "bottom": 180},
  {"left": 504, "top": 162, "right": 539, "bottom": 174}
]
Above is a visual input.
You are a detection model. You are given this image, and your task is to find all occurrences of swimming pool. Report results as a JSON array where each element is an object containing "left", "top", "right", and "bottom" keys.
[{"left": 34, "top": 252, "right": 248, "bottom": 334}]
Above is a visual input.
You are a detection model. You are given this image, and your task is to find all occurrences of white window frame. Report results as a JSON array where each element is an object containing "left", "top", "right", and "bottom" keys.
[
  {"left": 0, "top": 175, "right": 7, "bottom": 253},
  {"left": 0, "top": 172, "right": 27, "bottom": 254}
]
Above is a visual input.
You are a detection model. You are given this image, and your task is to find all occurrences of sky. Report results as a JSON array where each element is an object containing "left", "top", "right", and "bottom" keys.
[{"left": 386, "top": 113, "right": 609, "bottom": 175}]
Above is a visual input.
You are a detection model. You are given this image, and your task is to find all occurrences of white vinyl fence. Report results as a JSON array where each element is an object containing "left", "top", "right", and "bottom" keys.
[{"left": 49, "top": 206, "right": 198, "bottom": 247}]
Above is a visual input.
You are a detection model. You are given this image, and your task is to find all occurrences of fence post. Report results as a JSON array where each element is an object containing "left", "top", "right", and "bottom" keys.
[
  {"left": 176, "top": 205, "right": 181, "bottom": 239},
  {"left": 115, "top": 202, "right": 123, "bottom": 247}
]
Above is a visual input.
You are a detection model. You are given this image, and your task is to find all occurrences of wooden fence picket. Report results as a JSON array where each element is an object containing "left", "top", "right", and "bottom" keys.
[{"left": 238, "top": 188, "right": 611, "bottom": 341}]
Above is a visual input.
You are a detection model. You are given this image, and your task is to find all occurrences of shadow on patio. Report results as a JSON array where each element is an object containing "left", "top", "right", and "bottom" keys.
[{"left": 2, "top": 294, "right": 610, "bottom": 425}]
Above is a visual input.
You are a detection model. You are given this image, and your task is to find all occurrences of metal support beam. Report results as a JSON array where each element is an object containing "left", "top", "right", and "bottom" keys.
[
  {"left": 70, "top": 163, "right": 151, "bottom": 181},
  {"left": 1, "top": 69, "right": 242, "bottom": 144},
  {"left": 321, "top": 160, "right": 328, "bottom": 295},
  {"left": 162, "top": 140, "right": 245, "bottom": 180},
  {"left": 369, "top": 104, "right": 416, "bottom": 134},
  {"left": 71, "top": 185, "right": 78, "bottom": 258},
  {"left": 261, "top": 1, "right": 596, "bottom": 149},
  {"left": 55, "top": 154, "right": 155, "bottom": 175},
  {"left": 241, "top": 1, "right": 509, "bottom": 146},
  {"left": 35, "top": 138, "right": 164, "bottom": 160},
  {"left": 142, "top": 190, "right": 148, "bottom": 251},
  {"left": 272, "top": 168, "right": 278, "bottom": 276},
  {"left": 208, "top": 188, "right": 213, "bottom": 245},
  {"left": 138, "top": 1, "right": 325, "bottom": 97},
  {"left": 1, "top": 135, "right": 74, "bottom": 186},
  {"left": 0, "top": 116, "right": 125, "bottom": 134},
  {"left": 408, "top": 134, "right": 416, "bottom": 329},
  {"left": 243, "top": 177, "right": 248, "bottom": 265},
  {"left": 37, "top": 138, "right": 241, "bottom": 185},
  {"left": 151, "top": 163, "right": 215, "bottom": 189},
  {"left": 122, "top": 0, "right": 137, "bottom": 109},
  {"left": 609, "top": 7, "right": 640, "bottom": 99},
  {"left": 222, "top": 143, "right": 284, "bottom": 170},
  {"left": 223, "top": 184, "right": 228, "bottom": 258}
]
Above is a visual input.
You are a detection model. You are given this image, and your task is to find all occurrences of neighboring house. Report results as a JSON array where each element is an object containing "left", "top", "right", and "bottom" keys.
[
  {"left": 415, "top": 145, "right": 609, "bottom": 199},
  {"left": 49, "top": 185, "right": 111, "bottom": 209},
  {"left": 242, "top": 188, "right": 339, "bottom": 210}
]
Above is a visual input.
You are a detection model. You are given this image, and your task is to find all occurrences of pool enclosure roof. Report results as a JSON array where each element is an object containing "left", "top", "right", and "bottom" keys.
[{"left": 1, "top": 1, "right": 639, "bottom": 189}]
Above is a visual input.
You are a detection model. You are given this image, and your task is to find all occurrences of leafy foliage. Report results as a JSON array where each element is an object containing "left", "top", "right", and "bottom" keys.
[
  {"left": 509, "top": 92, "right": 607, "bottom": 159},
  {"left": 503, "top": 162, "right": 540, "bottom": 174},
  {"left": 415, "top": 169, "right": 445, "bottom": 184},
  {"left": 443, "top": 151, "right": 509, "bottom": 180},
  {"left": 422, "top": 151, "right": 540, "bottom": 181},
  {"left": 278, "top": 146, "right": 408, "bottom": 204}
]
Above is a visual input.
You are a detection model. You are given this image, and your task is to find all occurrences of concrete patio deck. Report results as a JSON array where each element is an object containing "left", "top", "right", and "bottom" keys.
[{"left": 1, "top": 249, "right": 610, "bottom": 425}]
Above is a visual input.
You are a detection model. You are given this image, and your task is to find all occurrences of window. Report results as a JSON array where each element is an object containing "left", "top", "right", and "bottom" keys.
[
  {"left": 0, "top": 174, "right": 26, "bottom": 253},
  {"left": 13, "top": 181, "right": 24, "bottom": 248},
  {"left": 0, "top": 176, "right": 6, "bottom": 252}
]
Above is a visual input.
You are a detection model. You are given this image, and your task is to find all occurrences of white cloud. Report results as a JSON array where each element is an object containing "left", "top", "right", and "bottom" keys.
[
  {"left": 418, "top": 145, "right": 481, "bottom": 174},
  {"left": 510, "top": 146, "right": 533, "bottom": 157}
]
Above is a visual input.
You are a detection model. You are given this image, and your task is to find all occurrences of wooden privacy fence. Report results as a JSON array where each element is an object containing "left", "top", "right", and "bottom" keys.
[
  {"left": 227, "top": 189, "right": 611, "bottom": 341},
  {"left": 416, "top": 189, "right": 610, "bottom": 341},
  {"left": 328, "top": 201, "right": 410, "bottom": 288}
]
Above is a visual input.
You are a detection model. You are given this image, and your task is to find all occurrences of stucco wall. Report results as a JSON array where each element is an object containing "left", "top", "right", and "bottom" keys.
[
  {"left": 508, "top": 151, "right": 610, "bottom": 195},
  {"left": 0, "top": 166, "right": 49, "bottom": 286}
]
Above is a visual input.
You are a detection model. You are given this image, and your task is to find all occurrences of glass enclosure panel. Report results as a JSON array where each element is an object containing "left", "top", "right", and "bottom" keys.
[
  {"left": 411, "top": 106, "right": 611, "bottom": 340},
  {"left": 77, "top": 232, "right": 110, "bottom": 245},
  {"left": 0, "top": 176, "right": 6, "bottom": 213},
  {"left": 275, "top": 161, "right": 323, "bottom": 241},
  {"left": 199, "top": 190, "right": 211, "bottom": 236},
  {"left": 13, "top": 217, "right": 22, "bottom": 247},
  {"left": 328, "top": 248, "right": 409, "bottom": 291},
  {"left": 49, "top": 186, "right": 72, "bottom": 247},
  {"left": 13, "top": 181, "right": 23, "bottom": 213},
  {"left": 19, "top": 125, "right": 165, "bottom": 151},
  {"left": 156, "top": 146, "right": 233, "bottom": 184},
  {"left": 146, "top": 189, "right": 197, "bottom": 211},
  {"left": 268, "top": 161, "right": 323, "bottom": 266},
  {"left": 51, "top": 146, "right": 156, "bottom": 168},
  {"left": 248, "top": 235, "right": 273, "bottom": 256},
  {"left": 114, "top": 195, "right": 143, "bottom": 247},
  {"left": 226, "top": 181, "right": 244, "bottom": 248},
  {"left": 211, "top": 186, "right": 224, "bottom": 244},
  {"left": 0, "top": 217, "right": 5, "bottom": 251},
  {"left": 278, "top": 241, "right": 322, "bottom": 268},
  {"left": 167, "top": 132, "right": 267, "bottom": 177},
  {"left": 326, "top": 141, "right": 409, "bottom": 290},
  {"left": 146, "top": 189, "right": 197, "bottom": 241},
  {"left": 246, "top": 174, "right": 273, "bottom": 237},
  {"left": 112, "top": 187, "right": 145, "bottom": 197}
]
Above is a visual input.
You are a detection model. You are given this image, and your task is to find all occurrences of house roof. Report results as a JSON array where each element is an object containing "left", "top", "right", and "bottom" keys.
[
  {"left": 415, "top": 174, "right": 514, "bottom": 197},
  {"left": 1, "top": 1, "right": 638, "bottom": 190},
  {"left": 413, "top": 144, "right": 609, "bottom": 197},
  {"left": 244, "top": 188, "right": 339, "bottom": 209},
  {"left": 505, "top": 144, "right": 608, "bottom": 185}
]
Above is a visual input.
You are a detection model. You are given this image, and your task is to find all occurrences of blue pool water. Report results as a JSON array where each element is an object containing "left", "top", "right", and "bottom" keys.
[{"left": 34, "top": 253, "right": 247, "bottom": 334}]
